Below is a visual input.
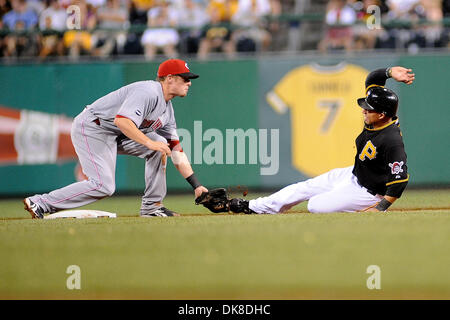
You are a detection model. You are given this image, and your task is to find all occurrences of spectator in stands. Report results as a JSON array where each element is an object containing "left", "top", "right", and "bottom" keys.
[
  {"left": 207, "top": 0, "right": 238, "bottom": 22},
  {"left": 28, "top": 0, "right": 46, "bottom": 16},
  {"left": 2, "top": 0, "right": 39, "bottom": 57},
  {"left": 129, "top": 0, "right": 153, "bottom": 25},
  {"left": 352, "top": 0, "right": 384, "bottom": 50},
  {"left": 86, "top": 0, "right": 106, "bottom": 8},
  {"left": 385, "top": 0, "right": 420, "bottom": 19},
  {"left": 0, "top": 0, "right": 12, "bottom": 29},
  {"left": 267, "top": 0, "right": 282, "bottom": 43},
  {"left": 444, "top": 0, "right": 450, "bottom": 15},
  {"left": 63, "top": 0, "right": 97, "bottom": 58},
  {"left": 177, "top": 0, "right": 209, "bottom": 54},
  {"left": 197, "top": 1, "right": 237, "bottom": 59},
  {"left": 2, "top": 0, "right": 38, "bottom": 29},
  {"left": 3, "top": 19, "right": 38, "bottom": 56},
  {"left": 92, "top": 0, "right": 128, "bottom": 57},
  {"left": 231, "top": 0, "right": 274, "bottom": 53},
  {"left": 38, "top": 0, "right": 67, "bottom": 58},
  {"left": 384, "top": 0, "right": 445, "bottom": 51},
  {"left": 318, "top": 0, "right": 357, "bottom": 52},
  {"left": 39, "top": 0, "right": 67, "bottom": 31},
  {"left": 0, "top": 0, "right": 11, "bottom": 57},
  {"left": 124, "top": 0, "right": 153, "bottom": 55},
  {"left": 383, "top": 0, "right": 419, "bottom": 51},
  {"left": 59, "top": 0, "right": 74, "bottom": 8},
  {"left": 141, "top": 0, "right": 179, "bottom": 60},
  {"left": 414, "top": 0, "right": 445, "bottom": 47},
  {"left": 0, "top": 0, "right": 11, "bottom": 17}
]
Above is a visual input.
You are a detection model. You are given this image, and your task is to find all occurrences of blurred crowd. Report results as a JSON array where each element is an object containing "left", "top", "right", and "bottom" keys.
[
  {"left": 319, "top": 0, "right": 450, "bottom": 53},
  {"left": 0, "top": 0, "right": 282, "bottom": 59},
  {"left": 0, "top": 0, "right": 448, "bottom": 60}
]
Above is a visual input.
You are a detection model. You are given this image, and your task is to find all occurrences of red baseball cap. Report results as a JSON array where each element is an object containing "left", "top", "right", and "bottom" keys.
[{"left": 157, "top": 59, "right": 199, "bottom": 79}]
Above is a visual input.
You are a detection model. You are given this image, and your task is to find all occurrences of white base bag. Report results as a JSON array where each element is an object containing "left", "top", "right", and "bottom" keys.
[{"left": 43, "top": 210, "right": 117, "bottom": 219}]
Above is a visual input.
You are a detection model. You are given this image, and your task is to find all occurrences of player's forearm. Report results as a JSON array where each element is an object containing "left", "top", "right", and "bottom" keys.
[
  {"left": 365, "top": 68, "right": 389, "bottom": 89},
  {"left": 170, "top": 149, "right": 193, "bottom": 178},
  {"left": 174, "top": 160, "right": 194, "bottom": 178},
  {"left": 384, "top": 195, "right": 397, "bottom": 205},
  {"left": 366, "top": 67, "right": 415, "bottom": 88},
  {"left": 114, "top": 117, "right": 154, "bottom": 149},
  {"left": 172, "top": 150, "right": 204, "bottom": 191},
  {"left": 375, "top": 196, "right": 398, "bottom": 211}
]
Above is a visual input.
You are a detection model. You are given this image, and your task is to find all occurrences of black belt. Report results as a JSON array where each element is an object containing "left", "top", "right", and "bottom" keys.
[{"left": 356, "top": 177, "right": 378, "bottom": 196}]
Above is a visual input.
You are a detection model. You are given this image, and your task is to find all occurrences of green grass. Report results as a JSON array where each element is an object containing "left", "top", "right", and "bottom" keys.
[{"left": 0, "top": 189, "right": 449, "bottom": 299}]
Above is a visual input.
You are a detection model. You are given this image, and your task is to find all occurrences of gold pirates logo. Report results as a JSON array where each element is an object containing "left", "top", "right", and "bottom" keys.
[{"left": 359, "top": 140, "right": 377, "bottom": 161}]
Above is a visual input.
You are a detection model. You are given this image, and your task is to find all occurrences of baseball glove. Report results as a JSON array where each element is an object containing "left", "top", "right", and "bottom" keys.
[{"left": 195, "top": 188, "right": 229, "bottom": 213}]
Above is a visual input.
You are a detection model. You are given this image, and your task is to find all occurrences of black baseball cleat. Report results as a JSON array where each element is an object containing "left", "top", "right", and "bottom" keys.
[
  {"left": 23, "top": 198, "right": 45, "bottom": 219},
  {"left": 229, "top": 198, "right": 255, "bottom": 214},
  {"left": 142, "top": 207, "right": 180, "bottom": 217}
]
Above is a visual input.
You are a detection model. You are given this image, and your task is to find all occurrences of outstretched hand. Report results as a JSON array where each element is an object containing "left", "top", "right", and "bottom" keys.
[
  {"left": 194, "top": 186, "right": 208, "bottom": 199},
  {"left": 391, "top": 67, "right": 415, "bottom": 85}
]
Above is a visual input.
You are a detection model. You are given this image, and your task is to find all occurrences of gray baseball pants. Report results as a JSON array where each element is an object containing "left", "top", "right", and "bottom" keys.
[{"left": 30, "top": 108, "right": 167, "bottom": 215}]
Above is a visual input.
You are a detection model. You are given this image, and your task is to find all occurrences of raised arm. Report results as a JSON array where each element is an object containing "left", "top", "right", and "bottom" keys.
[{"left": 365, "top": 66, "right": 415, "bottom": 89}]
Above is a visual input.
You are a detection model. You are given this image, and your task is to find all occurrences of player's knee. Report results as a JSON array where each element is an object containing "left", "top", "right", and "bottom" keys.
[
  {"left": 89, "top": 179, "right": 115, "bottom": 197},
  {"left": 102, "top": 184, "right": 115, "bottom": 197},
  {"left": 100, "top": 179, "right": 116, "bottom": 196}
]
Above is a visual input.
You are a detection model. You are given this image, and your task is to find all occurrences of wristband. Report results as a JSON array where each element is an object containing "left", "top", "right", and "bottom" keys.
[
  {"left": 386, "top": 67, "right": 392, "bottom": 78},
  {"left": 375, "top": 198, "right": 392, "bottom": 212},
  {"left": 186, "top": 173, "right": 201, "bottom": 189}
]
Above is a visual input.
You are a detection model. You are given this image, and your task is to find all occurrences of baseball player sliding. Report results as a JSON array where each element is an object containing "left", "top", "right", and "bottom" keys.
[
  {"left": 24, "top": 59, "right": 208, "bottom": 218},
  {"left": 197, "top": 66, "right": 415, "bottom": 214}
]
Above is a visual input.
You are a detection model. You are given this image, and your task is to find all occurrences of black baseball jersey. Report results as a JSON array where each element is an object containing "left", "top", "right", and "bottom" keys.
[
  {"left": 352, "top": 120, "right": 408, "bottom": 197},
  {"left": 352, "top": 68, "right": 409, "bottom": 198}
]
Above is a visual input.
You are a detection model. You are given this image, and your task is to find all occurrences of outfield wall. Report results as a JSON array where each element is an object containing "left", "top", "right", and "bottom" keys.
[{"left": 0, "top": 53, "right": 448, "bottom": 195}]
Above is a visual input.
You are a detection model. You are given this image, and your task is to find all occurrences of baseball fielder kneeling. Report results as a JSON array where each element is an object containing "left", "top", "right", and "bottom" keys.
[{"left": 24, "top": 59, "right": 208, "bottom": 218}]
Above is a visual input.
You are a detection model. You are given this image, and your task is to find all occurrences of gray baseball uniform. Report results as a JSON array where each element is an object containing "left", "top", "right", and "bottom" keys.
[{"left": 29, "top": 80, "right": 179, "bottom": 215}]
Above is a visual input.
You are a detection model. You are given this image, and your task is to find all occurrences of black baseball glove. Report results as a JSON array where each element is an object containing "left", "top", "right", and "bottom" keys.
[{"left": 195, "top": 188, "right": 229, "bottom": 213}]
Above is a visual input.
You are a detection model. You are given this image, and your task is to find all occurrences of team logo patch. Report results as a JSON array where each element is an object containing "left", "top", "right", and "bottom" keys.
[
  {"left": 140, "top": 119, "right": 154, "bottom": 128},
  {"left": 151, "top": 118, "right": 162, "bottom": 130},
  {"left": 185, "top": 62, "right": 189, "bottom": 70},
  {"left": 359, "top": 140, "right": 377, "bottom": 161},
  {"left": 135, "top": 109, "right": 142, "bottom": 116},
  {"left": 389, "top": 161, "right": 404, "bottom": 175},
  {"left": 140, "top": 118, "right": 162, "bottom": 130}
]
